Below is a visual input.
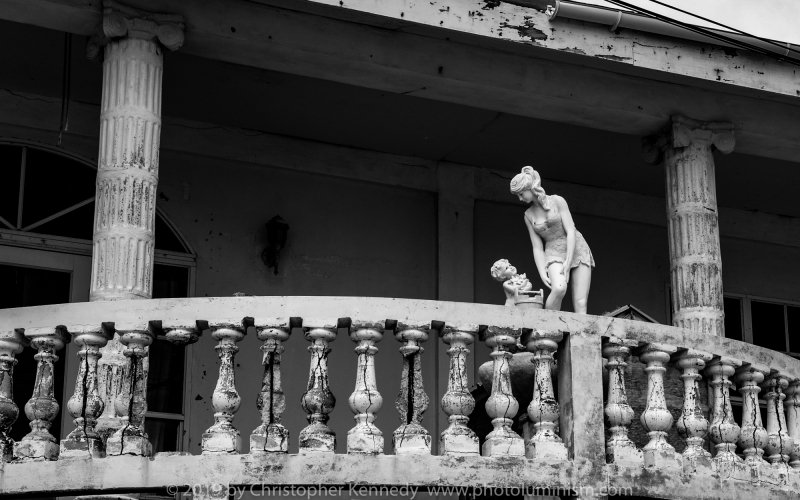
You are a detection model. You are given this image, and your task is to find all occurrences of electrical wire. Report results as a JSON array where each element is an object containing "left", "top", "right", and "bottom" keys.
[
  {"left": 600, "top": 0, "right": 800, "bottom": 67},
  {"left": 643, "top": 0, "right": 800, "bottom": 56}
]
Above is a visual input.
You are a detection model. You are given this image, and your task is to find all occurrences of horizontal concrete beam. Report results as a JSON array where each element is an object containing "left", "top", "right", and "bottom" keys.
[
  {"left": 1, "top": 296, "right": 798, "bottom": 377},
  {"left": 0, "top": 0, "right": 799, "bottom": 163},
  {"left": 3, "top": 89, "right": 799, "bottom": 250}
]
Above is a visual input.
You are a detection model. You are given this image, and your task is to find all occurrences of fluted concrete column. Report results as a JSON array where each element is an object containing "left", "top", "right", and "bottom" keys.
[
  {"left": 643, "top": 116, "right": 735, "bottom": 336},
  {"left": 86, "top": 1, "right": 184, "bottom": 443}
]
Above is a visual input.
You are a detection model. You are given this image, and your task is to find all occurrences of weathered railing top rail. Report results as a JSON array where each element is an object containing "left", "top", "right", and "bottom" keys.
[{"left": 1, "top": 296, "right": 798, "bottom": 377}]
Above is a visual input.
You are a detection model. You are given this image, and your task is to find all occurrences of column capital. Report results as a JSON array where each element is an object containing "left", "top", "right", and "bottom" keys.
[
  {"left": 642, "top": 115, "right": 735, "bottom": 164},
  {"left": 87, "top": 0, "right": 185, "bottom": 60}
]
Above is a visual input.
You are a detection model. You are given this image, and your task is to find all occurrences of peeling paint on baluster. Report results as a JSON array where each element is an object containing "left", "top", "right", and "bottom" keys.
[
  {"left": 602, "top": 336, "right": 641, "bottom": 466},
  {"left": 706, "top": 356, "right": 748, "bottom": 481},
  {"left": 762, "top": 373, "right": 795, "bottom": 483},
  {"left": 479, "top": 326, "right": 524, "bottom": 457},
  {"left": 522, "top": 329, "right": 566, "bottom": 460},
  {"left": 60, "top": 325, "right": 114, "bottom": 459},
  {"left": 0, "top": 329, "right": 28, "bottom": 468},
  {"left": 106, "top": 328, "right": 155, "bottom": 457},
  {"left": 251, "top": 323, "right": 291, "bottom": 453},
  {"left": 13, "top": 327, "right": 70, "bottom": 462},
  {"left": 202, "top": 320, "right": 248, "bottom": 454},
  {"left": 785, "top": 379, "right": 800, "bottom": 470},
  {"left": 674, "top": 348, "right": 713, "bottom": 474},
  {"left": 392, "top": 323, "right": 430, "bottom": 455},
  {"left": 299, "top": 321, "right": 337, "bottom": 453},
  {"left": 439, "top": 325, "right": 479, "bottom": 456},
  {"left": 734, "top": 364, "right": 770, "bottom": 481},
  {"left": 348, "top": 321, "right": 384, "bottom": 455},
  {"left": 635, "top": 342, "right": 681, "bottom": 470}
]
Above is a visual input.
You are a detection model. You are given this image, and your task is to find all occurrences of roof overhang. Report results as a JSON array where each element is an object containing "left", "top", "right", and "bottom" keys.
[{"left": 2, "top": 0, "right": 798, "bottom": 163}]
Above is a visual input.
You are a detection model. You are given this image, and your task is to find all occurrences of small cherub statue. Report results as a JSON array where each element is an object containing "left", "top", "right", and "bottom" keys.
[{"left": 490, "top": 259, "right": 543, "bottom": 307}]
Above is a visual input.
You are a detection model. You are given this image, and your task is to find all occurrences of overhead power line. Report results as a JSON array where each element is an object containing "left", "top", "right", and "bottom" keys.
[
  {"left": 644, "top": 0, "right": 800, "bottom": 56},
  {"left": 600, "top": 0, "right": 800, "bottom": 67}
]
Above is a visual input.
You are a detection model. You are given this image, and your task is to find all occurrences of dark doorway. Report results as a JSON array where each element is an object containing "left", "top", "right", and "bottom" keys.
[{"left": 0, "top": 264, "right": 70, "bottom": 444}]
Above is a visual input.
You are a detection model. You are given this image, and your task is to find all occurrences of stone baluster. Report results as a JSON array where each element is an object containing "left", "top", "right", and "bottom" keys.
[
  {"left": 705, "top": 357, "right": 743, "bottom": 467},
  {"left": 439, "top": 326, "right": 479, "bottom": 456},
  {"left": 785, "top": 379, "right": 800, "bottom": 470},
  {"left": 202, "top": 322, "right": 248, "bottom": 454},
  {"left": 348, "top": 323, "right": 384, "bottom": 454},
  {"left": 299, "top": 323, "right": 337, "bottom": 453},
  {"left": 393, "top": 324, "right": 430, "bottom": 455},
  {"left": 734, "top": 365, "right": 770, "bottom": 469},
  {"left": 250, "top": 325, "right": 291, "bottom": 453},
  {"left": 602, "top": 336, "right": 641, "bottom": 465},
  {"left": 106, "top": 328, "right": 156, "bottom": 456},
  {"left": 762, "top": 374, "right": 795, "bottom": 468},
  {"left": 635, "top": 343, "right": 681, "bottom": 469},
  {"left": 0, "top": 329, "right": 28, "bottom": 465},
  {"left": 14, "top": 327, "right": 70, "bottom": 462},
  {"left": 480, "top": 327, "right": 524, "bottom": 457},
  {"left": 673, "top": 349, "right": 713, "bottom": 471},
  {"left": 60, "top": 326, "right": 115, "bottom": 459},
  {"left": 642, "top": 116, "right": 734, "bottom": 336},
  {"left": 522, "top": 329, "right": 566, "bottom": 460}
]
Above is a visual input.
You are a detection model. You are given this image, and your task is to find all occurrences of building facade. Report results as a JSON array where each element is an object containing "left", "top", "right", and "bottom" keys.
[{"left": 0, "top": 0, "right": 798, "bottom": 499}]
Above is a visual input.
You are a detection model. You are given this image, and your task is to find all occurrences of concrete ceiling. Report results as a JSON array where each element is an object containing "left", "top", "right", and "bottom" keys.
[{"left": 3, "top": 19, "right": 799, "bottom": 218}]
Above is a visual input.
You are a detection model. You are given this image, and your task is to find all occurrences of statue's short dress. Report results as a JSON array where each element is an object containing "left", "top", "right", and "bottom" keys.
[{"left": 526, "top": 195, "right": 595, "bottom": 270}]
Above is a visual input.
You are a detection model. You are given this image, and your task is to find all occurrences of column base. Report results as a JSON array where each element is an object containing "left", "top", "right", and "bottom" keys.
[
  {"left": 526, "top": 439, "right": 568, "bottom": 460},
  {"left": 13, "top": 438, "right": 59, "bottom": 462},
  {"left": 250, "top": 423, "right": 289, "bottom": 453},
  {"left": 393, "top": 424, "right": 431, "bottom": 455},
  {"left": 299, "top": 422, "right": 336, "bottom": 453},
  {"left": 106, "top": 427, "right": 152, "bottom": 457},
  {"left": 482, "top": 431, "right": 525, "bottom": 457},
  {"left": 60, "top": 432, "right": 105, "bottom": 459},
  {"left": 347, "top": 423, "right": 383, "bottom": 454},
  {"left": 439, "top": 426, "right": 479, "bottom": 456},
  {"left": 201, "top": 422, "right": 241, "bottom": 454}
]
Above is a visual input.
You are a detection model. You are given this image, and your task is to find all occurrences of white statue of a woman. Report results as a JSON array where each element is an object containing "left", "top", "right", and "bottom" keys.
[{"left": 510, "top": 167, "right": 594, "bottom": 313}]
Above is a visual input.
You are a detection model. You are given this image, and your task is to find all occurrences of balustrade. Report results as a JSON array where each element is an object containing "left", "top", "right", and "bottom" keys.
[
  {"left": 480, "top": 327, "right": 524, "bottom": 457},
  {"left": 299, "top": 320, "right": 339, "bottom": 453},
  {"left": 786, "top": 379, "right": 800, "bottom": 470},
  {"left": 734, "top": 364, "right": 770, "bottom": 469},
  {"left": 439, "top": 326, "right": 479, "bottom": 456},
  {"left": 674, "top": 349, "right": 712, "bottom": 470},
  {"left": 0, "top": 297, "right": 798, "bottom": 499},
  {"left": 706, "top": 357, "right": 743, "bottom": 471},
  {"left": 60, "top": 326, "right": 114, "bottom": 459},
  {"left": 636, "top": 343, "right": 681, "bottom": 469},
  {"left": 763, "top": 374, "right": 795, "bottom": 468},
  {"left": 201, "top": 321, "right": 248, "bottom": 454},
  {"left": 393, "top": 323, "right": 431, "bottom": 455},
  {"left": 522, "top": 329, "right": 566, "bottom": 460},
  {"left": 250, "top": 322, "right": 292, "bottom": 453},
  {"left": 602, "top": 336, "right": 640, "bottom": 465},
  {"left": 348, "top": 322, "right": 384, "bottom": 454},
  {"left": 0, "top": 330, "right": 27, "bottom": 465},
  {"left": 14, "top": 327, "right": 70, "bottom": 462}
]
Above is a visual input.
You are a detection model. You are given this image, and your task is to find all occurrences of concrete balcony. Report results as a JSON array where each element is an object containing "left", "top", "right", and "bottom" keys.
[{"left": 0, "top": 297, "right": 798, "bottom": 499}]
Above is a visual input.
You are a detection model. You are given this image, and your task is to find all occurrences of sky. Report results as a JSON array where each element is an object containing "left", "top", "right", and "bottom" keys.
[{"left": 582, "top": 0, "right": 800, "bottom": 45}]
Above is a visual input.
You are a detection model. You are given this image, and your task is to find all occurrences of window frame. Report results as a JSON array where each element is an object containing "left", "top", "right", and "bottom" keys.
[{"left": 0, "top": 139, "right": 198, "bottom": 454}]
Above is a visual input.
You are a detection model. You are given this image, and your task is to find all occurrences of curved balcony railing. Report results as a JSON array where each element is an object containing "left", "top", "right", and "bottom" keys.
[{"left": 0, "top": 297, "right": 798, "bottom": 499}]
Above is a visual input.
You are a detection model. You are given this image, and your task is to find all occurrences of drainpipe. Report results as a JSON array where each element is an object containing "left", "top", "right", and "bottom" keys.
[{"left": 547, "top": 0, "right": 798, "bottom": 58}]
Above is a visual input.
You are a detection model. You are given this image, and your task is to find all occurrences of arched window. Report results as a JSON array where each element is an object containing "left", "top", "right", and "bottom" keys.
[{"left": 0, "top": 140, "right": 195, "bottom": 454}]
